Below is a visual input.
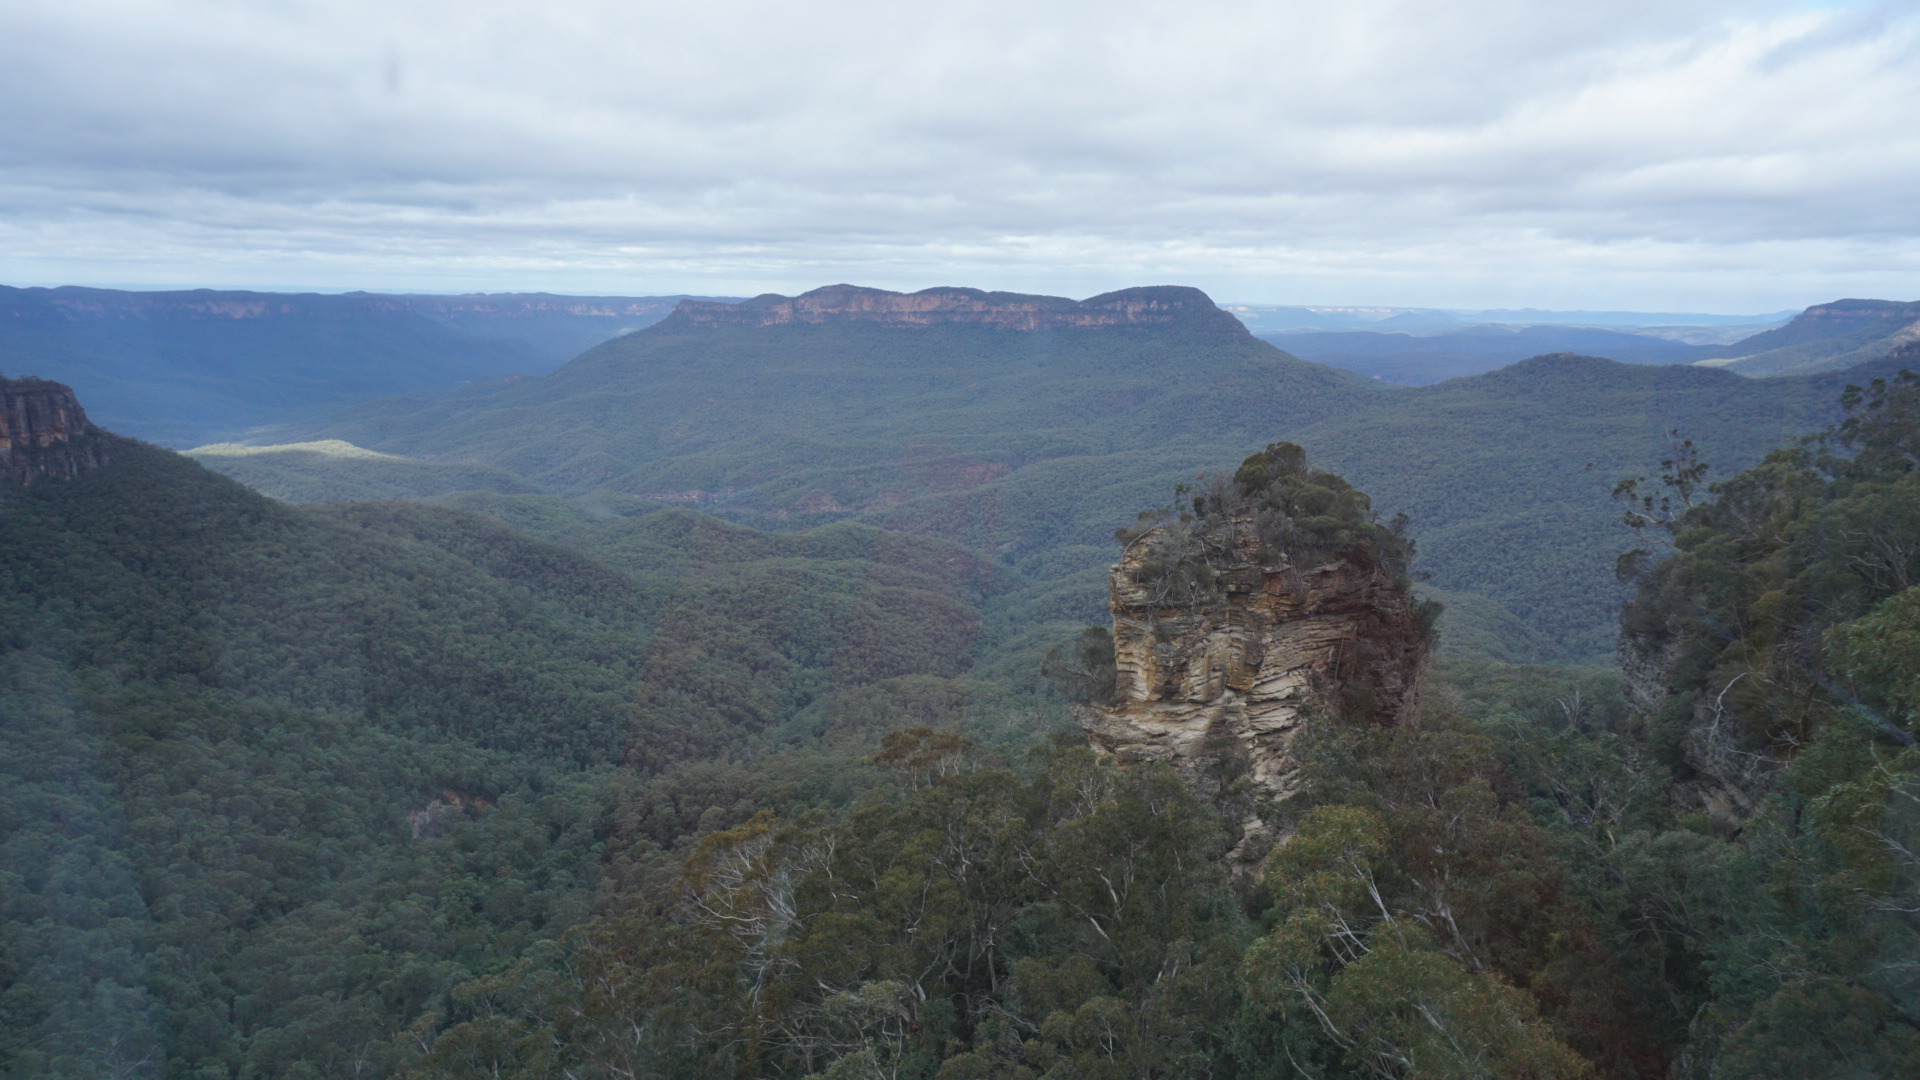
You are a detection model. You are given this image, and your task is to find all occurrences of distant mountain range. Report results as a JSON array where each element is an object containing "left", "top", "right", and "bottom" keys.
[
  {"left": 1223, "top": 303, "right": 1796, "bottom": 334},
  {"left": 1256, "top": 296, "right": 1919, "bottom": 384},
  {"left": 7, "top": 276, "right": 1915, "bottom": 652},
  {"left": 0, "top": 286, "right": 737, "bottom": 445},
  {"left": 6, "top": 283, "right": 1912, "bottom": 441},
  {"left": 1257, "top": 324, "right": 1713, "bottom": 385},
  {"left": 212, "top": 283, "right": 1914, "bottom": 663}
]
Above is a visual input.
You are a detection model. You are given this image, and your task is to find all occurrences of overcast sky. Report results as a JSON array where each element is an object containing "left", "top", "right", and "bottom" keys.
[{"left": 2, "top": 0, "right": 1916, "bottom": 310}]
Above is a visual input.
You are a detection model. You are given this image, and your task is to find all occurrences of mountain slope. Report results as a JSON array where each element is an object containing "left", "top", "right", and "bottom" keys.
[
  {"left": 1288, "top": 353, "right": 1887, "bottom": 657},
  {"left": 265, "top": 284, "right": 1374, "bottom": 503},
  {"left": 0, "top": 415, "right": 1001, "bottom": 1077},
  {"left": 1699, "top": 297, "right": 1920, "bottom": 377},
  {"left": 249, "top": 285, "right": 1910, "bottom": 662}
]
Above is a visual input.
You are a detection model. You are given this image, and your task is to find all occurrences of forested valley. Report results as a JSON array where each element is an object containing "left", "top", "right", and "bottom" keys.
[{"left": 3, "top": 350, "right": 1918, "bottom": 1080}]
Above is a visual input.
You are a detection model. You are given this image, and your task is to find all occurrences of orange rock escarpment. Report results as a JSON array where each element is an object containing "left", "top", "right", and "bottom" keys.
[
  {"left": 668, "top": 284, "right": 1248, "bottom": 333},
  {"left": 1, "top": 375, "right": 108, "bottom": 484}
]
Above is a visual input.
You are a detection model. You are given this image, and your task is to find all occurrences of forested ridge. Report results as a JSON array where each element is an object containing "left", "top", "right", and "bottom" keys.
[
  {"left": 237, "top": 313, "right": 1913, "bottom": 663},
  {"left": 3, "top": 361, "right": 1918, "bottom": 1078},
  {"left": 0, "top": 440, "right": 1009, "bottom": 1077}
]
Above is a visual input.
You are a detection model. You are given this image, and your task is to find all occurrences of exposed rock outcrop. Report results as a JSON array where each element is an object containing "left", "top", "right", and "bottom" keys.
[
  {"left": 1, "top": 375, "right": 107, "bottom": 484},
  {"left": 667, "top": 284, "right": 1247, "bottom": 333},
  {"left": 1077, "top": 447, "right": 1429, "bottom": 869},
  {"left": 408, "top": 790, "right": 493, "bottom": 840}
]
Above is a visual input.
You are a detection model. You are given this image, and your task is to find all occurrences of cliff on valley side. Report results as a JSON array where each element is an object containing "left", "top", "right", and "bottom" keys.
[{"left": 1, "top": 375, "right": 108, "bottom": 484}]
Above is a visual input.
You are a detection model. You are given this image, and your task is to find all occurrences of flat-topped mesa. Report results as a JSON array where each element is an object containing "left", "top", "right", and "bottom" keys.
[
  {"left": 1, "top": 375, "right": 108, "bottom": 484},
  {"left": 1077, "top": 443, "right": 1430, "bottom": 868},
  {"left": 666, "top": 284, "right": 1248, "bottom": 333},
  {"left": 1795, "top": 298, "right": 1920, "bottom": 325}
]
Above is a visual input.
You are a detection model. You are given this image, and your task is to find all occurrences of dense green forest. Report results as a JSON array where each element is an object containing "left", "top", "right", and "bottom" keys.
[
  {"left": 5, "top": 359, "right": 1917, "bottom": 1078},
  {"left": 389, "top": 370, "right": 1915, "bottom": 1080},
  {"left": 0, "top": 441, "right": 1016, "bottom": 1078}
]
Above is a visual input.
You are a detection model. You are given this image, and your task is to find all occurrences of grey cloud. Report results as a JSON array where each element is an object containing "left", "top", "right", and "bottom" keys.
[{"left": 0, "top": 0, "right": 1916, "bottom": 308}]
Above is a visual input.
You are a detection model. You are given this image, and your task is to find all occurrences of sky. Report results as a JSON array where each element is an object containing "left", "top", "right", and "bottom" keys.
[{"left": 2, "top": 0, "right": 1917, "bottom": 311}]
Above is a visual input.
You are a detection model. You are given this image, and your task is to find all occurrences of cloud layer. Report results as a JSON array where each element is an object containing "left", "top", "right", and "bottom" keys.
[{"left": 3, "top": 0, "right": 1917, "bottom": 308}]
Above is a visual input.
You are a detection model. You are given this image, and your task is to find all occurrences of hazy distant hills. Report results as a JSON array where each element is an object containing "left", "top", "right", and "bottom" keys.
[
  {"left": 1223, "top": 303, "right": 1794, "bottom": 334},
  {"left": 0, "top": 285, "right": 735, "bottom": 445},
  {"left": 1261, "top": 296, "right": 1920, "bottom": 385},
  {"left": 7, "top": 282, "right": 1905, "bottom": 445},
  {"left": 1259, "top": 323, "right": 1714, "bottom": 385},
  {"left": 238, "top": 284, "right": 1912, "bottom": 662},
  {"left": 13, "top": 278, "right": 1913, "bottom": 658}
]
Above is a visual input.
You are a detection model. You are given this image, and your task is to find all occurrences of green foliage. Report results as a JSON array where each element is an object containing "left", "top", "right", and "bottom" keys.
[
  {"left": 1231, "top": 440, "right": 1416, "bottom": 577},
  {"left": 1620, "top": 369, "right": 1920, "bottom": 758},
  {"left": 1039, "top": 627, "right": 1116, "bottom": 706},
  {"left": 0, "top": 442, "right": 1004, "bottom": 1079},
  {"left": 486, "top": 748, "right": 1247, "bottom": 1080},
  {"left": 1414, "top": 588, "right": 1562, "bottom": 665},
  {"left": 1472, "top": 702, "right": 1920, "bottom": 1079},
  {"left": 0, "top": 443, "right": 657, "bottom": 1078},
  {"left": 1827, "top": 586, "right": 1920, "bottom": 728},
  {"left": 1439, "top": 372, "right": 1920, "bottom": 1076},
  {"left": 1242, "top": 706, "right": 1656, "bottom": 1080}
]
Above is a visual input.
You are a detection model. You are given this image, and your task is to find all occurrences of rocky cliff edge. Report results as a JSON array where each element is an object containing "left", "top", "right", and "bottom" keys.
[
  {"left": 666, "top": 284, "right": 1248, "bottom": 333},
  {"left": 2, "top": 375, "right": 108, "bottom": 484}
]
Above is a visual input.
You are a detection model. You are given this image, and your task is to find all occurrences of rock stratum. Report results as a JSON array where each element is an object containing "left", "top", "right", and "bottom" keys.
[
  {"left": 1077, "top": 449, "right": 1429, "bottom": 868},
  {"left": 1, "top": 375, "right": 108, "bottom": 483},
  {"left": 668, "top": 283, "right": 1247, "bottom": 333}
]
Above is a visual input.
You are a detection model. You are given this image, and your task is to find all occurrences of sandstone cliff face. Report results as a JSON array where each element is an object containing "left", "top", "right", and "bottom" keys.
[
  {"left": 1080, "top": 502, "right": 1427, "bottom": 867},
  {"left": 1794, "top": 298, "right": 1920, "bottom": 328},
  {"left": 1, "top": 376, "right": 108, "bottom": 484},
  {"left": 668, "top": 284, "right": 1247, "bottom": 333}
]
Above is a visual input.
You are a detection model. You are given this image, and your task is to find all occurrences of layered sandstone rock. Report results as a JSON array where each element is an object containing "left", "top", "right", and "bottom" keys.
[
  {"left": 1079, "top": 505, "right": 1427, "bottom": 867},
  {"left": 668, "top": 284, "right": 1246, "bottom": 333},
  {"left": 1, "top": 375, "right": 108, "bottom": 484}
]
